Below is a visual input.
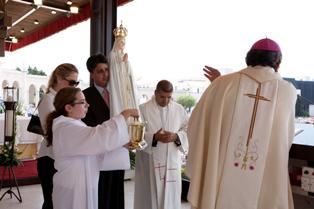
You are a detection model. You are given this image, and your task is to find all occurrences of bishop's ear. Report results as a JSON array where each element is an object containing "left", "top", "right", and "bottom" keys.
[{"left": 274, "top": 63, "right": 281, "bottom": 72}]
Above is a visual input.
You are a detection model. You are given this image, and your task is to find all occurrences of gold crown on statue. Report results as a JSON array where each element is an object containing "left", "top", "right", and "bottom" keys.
[{"left": 113, "top": 23, "right": 128, "bottom": 38}]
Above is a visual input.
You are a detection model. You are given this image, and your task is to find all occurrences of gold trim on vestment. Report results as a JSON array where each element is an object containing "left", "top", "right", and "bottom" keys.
[{"left": 234, "top": 75, "right": 271, "bottom": 171}]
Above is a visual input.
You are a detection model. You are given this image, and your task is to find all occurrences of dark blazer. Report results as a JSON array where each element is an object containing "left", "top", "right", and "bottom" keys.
[{"left": 82, "top": 85, "right": 110, "bottom": 127}]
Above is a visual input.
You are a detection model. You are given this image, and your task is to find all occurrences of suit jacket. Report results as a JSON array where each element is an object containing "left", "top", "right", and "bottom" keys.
[{"left": 82, "top": 85, "right": 110, "bottom": 127}]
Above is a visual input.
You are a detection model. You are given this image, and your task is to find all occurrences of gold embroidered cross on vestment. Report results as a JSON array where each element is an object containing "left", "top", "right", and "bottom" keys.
[{"left": 235, "top": 81, "right": 271, "bottom": 171}]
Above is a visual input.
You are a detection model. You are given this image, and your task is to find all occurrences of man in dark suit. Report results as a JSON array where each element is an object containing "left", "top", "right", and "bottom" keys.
[{"left": 82, "top": 54, "right": 125, "bottom": 209}]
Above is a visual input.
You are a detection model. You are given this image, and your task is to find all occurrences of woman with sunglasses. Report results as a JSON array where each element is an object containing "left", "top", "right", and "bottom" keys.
[
  {"left": 37, "top": 63, "right": 79, "bottom": 209},
  {"left": 45, "top": 87, "right": 138, "bottom": 209}
]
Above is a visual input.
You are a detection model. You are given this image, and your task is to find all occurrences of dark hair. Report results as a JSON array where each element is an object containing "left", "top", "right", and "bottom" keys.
[
  {"left": 245, "top": 49, "right": 282, "bottom": 69},
  {"left": 45, "top": 87, "right": 81, "bottom": 146},
  {"left": 155, "top": 80, "right": 173, "bottom": 93},
  {"left": 86, "top": 54, "right": 108, "bottom": 73}
]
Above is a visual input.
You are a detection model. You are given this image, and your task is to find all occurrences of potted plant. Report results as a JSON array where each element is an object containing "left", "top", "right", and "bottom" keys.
[
  {"left": 124, "top": 150, "right": 136, "bottom": 180},
  {"left": 0, "top": 116, "right": 21, "bottom": 167},
  {"left": 181, "top": 166, "right": 190, "bottom": 201}
]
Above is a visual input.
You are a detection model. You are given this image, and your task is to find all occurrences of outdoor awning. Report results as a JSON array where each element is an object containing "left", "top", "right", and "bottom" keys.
[{"left": 3, "top": 0, "right": 132, "bottom": 52}]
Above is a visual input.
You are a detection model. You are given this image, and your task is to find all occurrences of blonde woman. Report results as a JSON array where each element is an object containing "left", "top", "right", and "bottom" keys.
[{"left": 37, "top": 63, "right": 79, "bottom": 209}]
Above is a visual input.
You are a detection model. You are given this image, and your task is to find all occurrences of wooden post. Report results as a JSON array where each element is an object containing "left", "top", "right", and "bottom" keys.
[{"left": 89, "top": 0, "right": 117, "bottom": 85}]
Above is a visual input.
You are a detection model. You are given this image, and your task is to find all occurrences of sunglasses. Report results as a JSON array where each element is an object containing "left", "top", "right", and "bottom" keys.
[{"left": 64, "top": 78, "right": 80, "bottom": 86}]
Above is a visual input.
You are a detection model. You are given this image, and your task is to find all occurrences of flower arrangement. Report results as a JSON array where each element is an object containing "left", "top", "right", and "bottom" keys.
[
  {"left": 0, "top": 112, "right": 21, "bottom": 167},
  {"left": 0, "top": 143, "right": 21, "bottom": 167}
]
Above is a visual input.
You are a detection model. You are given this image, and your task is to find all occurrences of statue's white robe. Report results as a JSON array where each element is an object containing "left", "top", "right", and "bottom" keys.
[
  {"left": 106, "top": 49, "right": 138, "bottom": 170},
  {"left": 187, "top": 66, "right": 297, "bottom": 209},
  {"left": 108, "top": 50, "right": 138, "bottom": 117},
  {"left": 52, "top": 115, "right": 129, "bottom": 209},
  {"left": 134, "top": 98, "right": 189, "bottom": 209}
]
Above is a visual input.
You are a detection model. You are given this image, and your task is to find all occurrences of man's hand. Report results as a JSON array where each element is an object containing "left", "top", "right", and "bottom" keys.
[
  {"left": 203, "top": 65, "right": 221, "bottom": 82},
  {"left": 154, "top": 129, "right": 177, "bottom": 143}
]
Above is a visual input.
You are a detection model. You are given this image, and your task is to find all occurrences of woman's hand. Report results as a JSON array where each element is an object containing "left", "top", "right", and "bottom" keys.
[
  {"left": 121, "top": 108, "right": 139, "bottom": 120},
  {"left": 203, "top": 65, "right": 221, "bottom": 82}
]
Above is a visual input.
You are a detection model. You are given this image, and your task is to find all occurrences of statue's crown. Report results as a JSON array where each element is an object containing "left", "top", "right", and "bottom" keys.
[{"left": 113, "top": 23, "right": 128, "bottom": 38}]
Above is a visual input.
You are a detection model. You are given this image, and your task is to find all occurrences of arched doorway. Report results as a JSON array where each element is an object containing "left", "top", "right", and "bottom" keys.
[
  {"left": 13, "top": 81, "right": 20, "bottom": 102},
  {"left": 29, "top": 84, "right": 36, "bottom": 105},
  {"left": 2, "top": 80, "right": 9, "bottom": 88},
  {"left": 39, "top": 85, "right": 46, "bottom": 100},
  {"left": 1, "top": 80, "right": 9, "bottom": 99}
]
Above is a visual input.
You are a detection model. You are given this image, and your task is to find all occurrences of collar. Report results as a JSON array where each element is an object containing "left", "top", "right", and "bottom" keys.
[{"left": 94, "top": 82, "right": 108, "bottom": 95}]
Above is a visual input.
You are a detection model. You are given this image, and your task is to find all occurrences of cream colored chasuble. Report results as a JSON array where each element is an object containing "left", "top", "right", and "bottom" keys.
[
  {"left": 187, "top": 66, "right": 296, "bottom": 209},
  {"left": 215, "top": 72, "right": 278, "bottom": 208}
]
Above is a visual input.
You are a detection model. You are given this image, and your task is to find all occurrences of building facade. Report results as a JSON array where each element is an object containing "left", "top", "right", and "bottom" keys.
[{"left": 0, "top": 69, "right": 48, "bottom": 107}]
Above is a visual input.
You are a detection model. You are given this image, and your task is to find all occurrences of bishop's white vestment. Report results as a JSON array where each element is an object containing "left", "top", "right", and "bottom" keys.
[
  {"left": 108, "top": 49, "right": 138, "bottom": 117},
  {"left": 52, "top": 115, "right": 129, "bottom": 209},
  {"left": 187, "top": 66, "right": 297, "bottom": 209},
  {"left": 134, "top": 97, "right": 189, "bottom": 209}
]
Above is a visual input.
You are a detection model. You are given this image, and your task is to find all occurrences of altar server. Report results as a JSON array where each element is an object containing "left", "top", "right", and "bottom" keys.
[{"left": 45, "top": 87, "right": 138, "bottom": 209}]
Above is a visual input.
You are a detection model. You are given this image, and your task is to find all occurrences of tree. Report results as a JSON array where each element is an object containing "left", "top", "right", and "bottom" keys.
[
  {"left": 27, "top": 66, "right": 47, "bottom": 76},
  {"left": 295, "top": 96, "right": 310, "bottom": 117},
  {"left": 176, "top": 94, "right": 196, "bottom": 113}
]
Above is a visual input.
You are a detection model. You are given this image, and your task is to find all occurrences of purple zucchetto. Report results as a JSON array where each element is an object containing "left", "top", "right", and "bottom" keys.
[{"left": 250, "top": 38, "right": 281, "bottom": 52}]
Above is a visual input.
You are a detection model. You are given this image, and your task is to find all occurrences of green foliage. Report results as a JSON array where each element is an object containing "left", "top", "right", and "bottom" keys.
[
  {"left": 295, "top": 96, "right": 310, "bottom": 117},
  {"left": 176, "top": 94, "right": 196, "bottom": 112},
  {"left": 16, "top": 67, "right": 22, "bottom": 71},
  {"left": 27, "top": 66, "right": 47, "bottom": 76},
  {"left": 301, "top": 111, "right": 309, "bottom": 117},
  {"left": 0, "top": 109, "right": 22, "bottom": 167},
  {"left": 16, "top": 101, "right": 25, "bottom": 116},
  {"left": 129, "top": 151, "right": 136, "bottom": 169},
  {"left": 0, "top": 143, "right": 21, "bottom": 167},
  {"left": 0, "top": 102, "right": 4, "bottom": 113},
  {"left": 181, "top": 166, "right": 190, "bottom": 180}
]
